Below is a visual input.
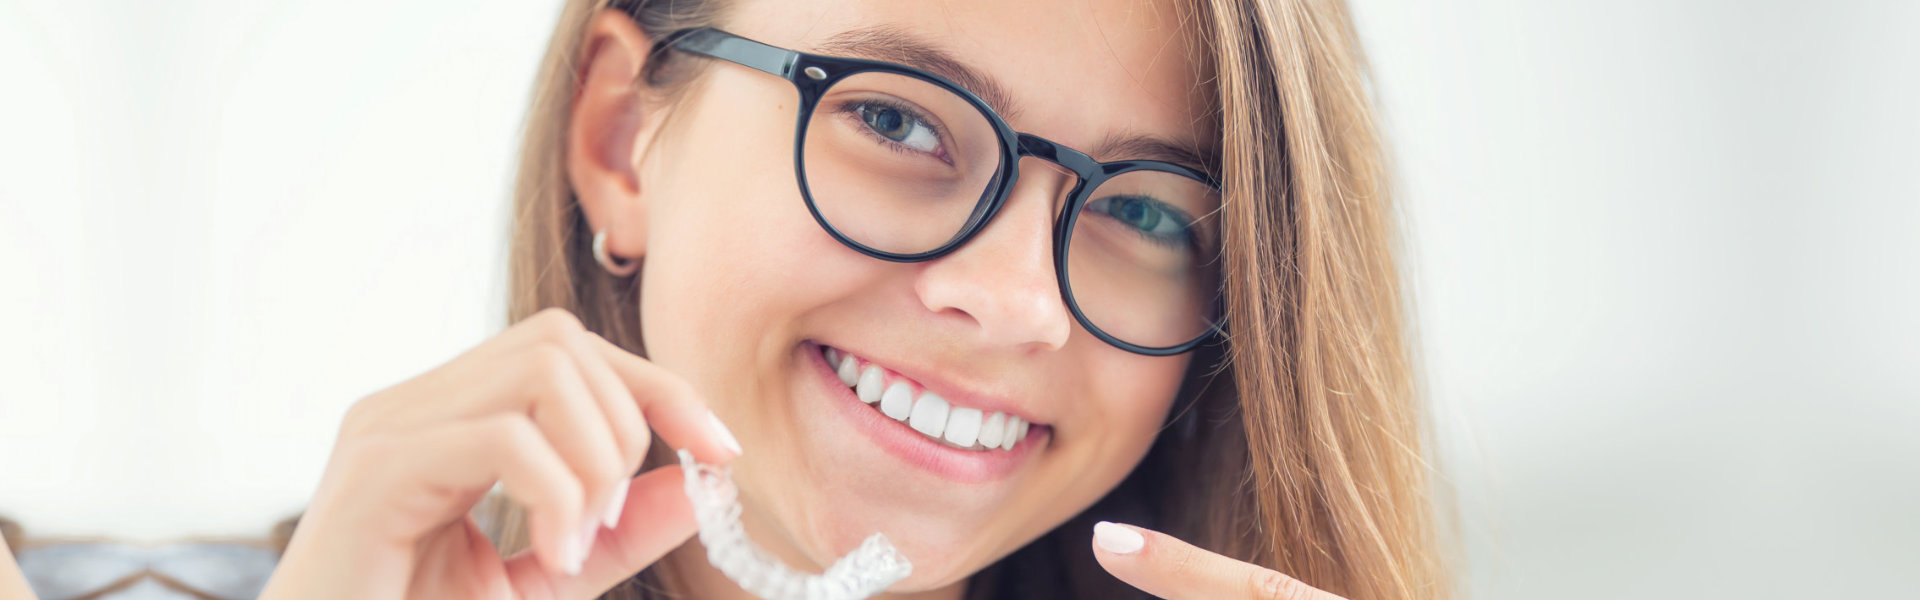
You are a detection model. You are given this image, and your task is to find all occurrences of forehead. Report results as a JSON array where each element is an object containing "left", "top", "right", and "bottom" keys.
[{"left": 724, "top": 0, "right": 1218, "bottom": 161}]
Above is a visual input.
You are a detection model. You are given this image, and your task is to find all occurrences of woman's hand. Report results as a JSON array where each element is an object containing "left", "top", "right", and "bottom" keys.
[
  {"left": 0, "top": 531, "right": 35, "bottom": 600},
  {"left": 1092, "top": 521, "right": 1345, "bottom": 600},
  {"left": 259, "top": 308, "right": 741, "bottom": 600}
]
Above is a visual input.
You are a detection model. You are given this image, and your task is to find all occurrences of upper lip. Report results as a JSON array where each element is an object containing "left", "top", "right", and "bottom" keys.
[{"left": 820, "top": 342, "right": 1047, "bottom": 426}]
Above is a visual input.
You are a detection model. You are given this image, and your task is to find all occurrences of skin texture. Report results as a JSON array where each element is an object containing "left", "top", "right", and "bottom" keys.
[{"left": 572, "top": 0, "right": 1224, "bottom": 596}]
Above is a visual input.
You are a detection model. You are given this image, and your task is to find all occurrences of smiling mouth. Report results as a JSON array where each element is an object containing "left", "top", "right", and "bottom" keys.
[{"left": 818, "top": 345, "right": 1031, "bottom": 452}]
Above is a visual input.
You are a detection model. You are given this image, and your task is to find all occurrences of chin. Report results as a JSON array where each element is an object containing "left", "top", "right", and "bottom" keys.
[
  {"left": 735, "top": 339, "right": 1060, "bottom": 590},
  {"left": 796, "top": 489, "right": 1003, "bottom": 591}
]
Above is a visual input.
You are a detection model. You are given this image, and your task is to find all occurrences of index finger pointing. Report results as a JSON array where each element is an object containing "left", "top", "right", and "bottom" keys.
[
  {"left": 587, "top": 336, "right": 742, "bottom": 465},
  {"left": 1091, "top": 521, "right": 1343, "bottom": 600}
]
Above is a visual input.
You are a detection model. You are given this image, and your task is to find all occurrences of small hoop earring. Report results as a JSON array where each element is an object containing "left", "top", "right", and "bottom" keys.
[{"left": 592, "top": 229, "right": 638, "bottom": 277}]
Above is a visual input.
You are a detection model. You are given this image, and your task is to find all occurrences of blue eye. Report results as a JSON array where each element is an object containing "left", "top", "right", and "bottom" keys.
[
  {"left": 853, "top": 102, "right": 942, "bottom": 155},
  {"left": 1089, "top": 195, "right": 1193, "bottom": 248}
]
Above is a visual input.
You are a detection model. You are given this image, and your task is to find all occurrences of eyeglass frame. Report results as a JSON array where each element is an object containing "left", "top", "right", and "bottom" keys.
[{"left": 653, "top": 27, "right": 1226, "bottom": 356}]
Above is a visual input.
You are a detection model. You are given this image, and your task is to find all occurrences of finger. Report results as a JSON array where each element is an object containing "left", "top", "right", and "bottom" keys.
[
  {"left": 492, "top": 307, "right": 597, "bottom": 357},
  {"left": 496, "top": 310, "right": 638, "bottom": 534},
  {"left": 557, "top": 328, "right": 651, "bottom": 528},
  {"left": 510, "top": 342, "right": 629, "bottom": 557},
  {"left": 503, "top": 466, "right": 698, "bottom": 600},
  {"left": 395, "top": 415, "right": 590, "bottom": 578},
  {"left": 345, "top": 308, "right": 592, "bottom": 432},
  {"left": 588, "top": 335, "right": 743, "bottom": 464},
  {"left": 1091, "top": 521, "right": 1342, "bottom": 600},
  {"left": 494, "top": 311, "right": 650, "bottom": 531}
]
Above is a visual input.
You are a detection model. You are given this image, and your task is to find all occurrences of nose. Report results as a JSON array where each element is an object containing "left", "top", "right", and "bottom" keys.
[{"left": 913, "top": 160, "right": 1075, "bottom": 353}]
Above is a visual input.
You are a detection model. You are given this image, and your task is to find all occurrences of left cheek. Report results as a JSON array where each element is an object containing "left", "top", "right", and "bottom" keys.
[
  {"left": 641, "top": 190, "right": 827, "bottom": 377},
  {"left": 1097, "top": 353, "right": 1187, "bottom": 423},
  {"left": 721, "top": 208, "right": 854, "bottom": 316},
  {"left": 1074, "top": 353, "right": 1187, "bottom": 468}
]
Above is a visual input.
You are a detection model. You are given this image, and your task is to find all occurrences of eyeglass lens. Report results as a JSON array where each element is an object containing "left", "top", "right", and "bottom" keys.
[{"left": 800, "top": 71, "right": 1222, "bottom": 349}]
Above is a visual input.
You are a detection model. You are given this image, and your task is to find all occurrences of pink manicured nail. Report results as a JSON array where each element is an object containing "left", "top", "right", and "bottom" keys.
[
  {"left": 568, "top": 519, "right": 597, "bottom": 575},
  {"left": 708, "top": 411, "right": 743, "bottom": 457},
  {"left": 602, "top": 478, "right": 630, "bottom": 530},
  {"left": 1094, "top": 521, "right": 1144, "bottom": 555}
]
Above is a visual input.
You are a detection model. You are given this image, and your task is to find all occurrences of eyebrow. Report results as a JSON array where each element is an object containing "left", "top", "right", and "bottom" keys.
[
  {"left": 810, "top": 26, "right": 1220, "bottom": 178},
  {"left": 1092, "top": 133, "right": 1220, "bottom": 180},
  {"left": 812, "top": 26, "right": 1025, "bottom": 121}
]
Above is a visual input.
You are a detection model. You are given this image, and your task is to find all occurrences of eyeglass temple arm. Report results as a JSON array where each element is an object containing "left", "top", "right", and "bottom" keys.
[{"left": 661, "top": 28, "right": 798, "bottom": 79}]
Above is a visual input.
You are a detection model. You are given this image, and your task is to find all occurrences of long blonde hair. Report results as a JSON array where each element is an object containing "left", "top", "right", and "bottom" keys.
[{"left": 491, "top": 0, "right": 1453, "bottom": 598}]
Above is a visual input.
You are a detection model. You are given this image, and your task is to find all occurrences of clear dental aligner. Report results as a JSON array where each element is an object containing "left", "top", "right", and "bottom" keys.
[{"left": 678, "top": 449, "right": 912, "bottom": 600}]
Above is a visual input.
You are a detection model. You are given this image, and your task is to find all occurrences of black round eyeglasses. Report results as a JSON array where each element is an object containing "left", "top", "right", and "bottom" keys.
[{"left": 656, "top": 27, "right": 1226, "bottom": 356}]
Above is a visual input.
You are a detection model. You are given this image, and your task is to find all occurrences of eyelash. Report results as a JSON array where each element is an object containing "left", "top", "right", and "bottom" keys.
[
  {"left": 1098, "top": 196, "right": 1200, "bottom": 251},
  {"left": 841, "top": 99, "right": 953, "bottom": 164},
  {"left": 830, "top": 97, "right": 1215, "bottom": 253}
]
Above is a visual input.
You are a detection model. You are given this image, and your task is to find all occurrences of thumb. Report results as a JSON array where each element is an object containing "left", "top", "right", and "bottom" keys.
[
  {"left": 503, "top": 465, "right": 698, "bottom": 599},
  {"left": 1091, "top": 521, "right": 1341, "bottom": 600}
]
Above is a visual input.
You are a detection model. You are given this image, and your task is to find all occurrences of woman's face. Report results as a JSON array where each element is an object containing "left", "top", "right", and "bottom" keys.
[{"left": 594, "top": 0, "right": 1214, "bottom": 591}]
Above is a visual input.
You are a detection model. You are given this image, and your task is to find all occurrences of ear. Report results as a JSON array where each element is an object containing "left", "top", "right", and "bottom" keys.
[{"left": 568, "top": 10, "right": 668, "bottom": 265}]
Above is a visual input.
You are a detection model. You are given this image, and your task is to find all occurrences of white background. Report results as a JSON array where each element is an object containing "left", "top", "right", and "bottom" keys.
[{"left": 1, "top": 1, "right": 1914, "bottom": 598}]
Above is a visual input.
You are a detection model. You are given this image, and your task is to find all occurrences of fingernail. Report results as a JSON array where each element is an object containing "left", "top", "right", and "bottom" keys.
[
  {"left": 1094, "top": 521, "right": 1144, "bottom": 555},
  {"left": 602, "top": 478, "right": 630, "bottom": 530},
  {"left": 708, "top": 411, "right": 743, "bottom": 457},
  {"left": 568, "top": 520, "right": 597, "bottom": 575}
]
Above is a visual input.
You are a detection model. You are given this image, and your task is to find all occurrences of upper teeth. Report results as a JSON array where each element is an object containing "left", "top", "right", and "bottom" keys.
[{"left": 826, "top": 346, "right": 1029, "bottom": 451}]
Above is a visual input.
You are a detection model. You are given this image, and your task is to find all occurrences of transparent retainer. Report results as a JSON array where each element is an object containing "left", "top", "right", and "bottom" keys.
[{"left": 678, "top": 449, "right": 912, "bottom": 600}]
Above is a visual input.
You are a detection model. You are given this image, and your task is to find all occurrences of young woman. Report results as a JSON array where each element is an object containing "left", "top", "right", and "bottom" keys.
[{"left": 259, "top": 0, "right": 1449, "bottom": 598}]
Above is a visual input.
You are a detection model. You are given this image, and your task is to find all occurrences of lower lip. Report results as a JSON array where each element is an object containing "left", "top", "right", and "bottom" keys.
[{"left": 800, "top": 342, "right": 1043, "bottom": 484}]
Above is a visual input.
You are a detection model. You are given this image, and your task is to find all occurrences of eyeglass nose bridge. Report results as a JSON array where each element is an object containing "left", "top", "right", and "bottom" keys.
[
  {"left": 992, "top": 132, "right": 1105, "bottom": 223},
  {"left": 1013, "top": 133, "right": 1103, "bottom": 182},
  {"left": 951, "top": 132, "right": 1102, "bottom": 253}
]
